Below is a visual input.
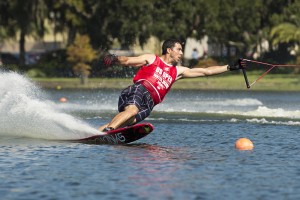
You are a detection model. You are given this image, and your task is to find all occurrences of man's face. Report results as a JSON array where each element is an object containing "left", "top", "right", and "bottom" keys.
[{"left": 169, "top": 43, "right": 183, "bottom": 65}]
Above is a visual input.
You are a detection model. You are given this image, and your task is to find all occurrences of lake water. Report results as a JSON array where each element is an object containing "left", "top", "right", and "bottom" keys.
[{"left": 0, "top": 71, "right": 300, "bottom": 200}]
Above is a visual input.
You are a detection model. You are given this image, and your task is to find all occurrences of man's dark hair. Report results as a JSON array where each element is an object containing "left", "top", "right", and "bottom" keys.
[{"left": 162, "top": 39, "right": 182, "bottom": 55}]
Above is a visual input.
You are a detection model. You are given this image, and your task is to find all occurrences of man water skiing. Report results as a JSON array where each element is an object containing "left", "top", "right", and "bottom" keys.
[{"left": 99, "top": 39, "right": 242, "bottom": 132}]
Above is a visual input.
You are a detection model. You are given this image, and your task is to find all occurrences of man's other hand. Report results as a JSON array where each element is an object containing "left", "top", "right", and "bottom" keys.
[
  {"left": 228, "top": 58, "right": 245, "bottom": 71},
  {"left": 103, "top": 54, "right": 118, "bottom": 67}
]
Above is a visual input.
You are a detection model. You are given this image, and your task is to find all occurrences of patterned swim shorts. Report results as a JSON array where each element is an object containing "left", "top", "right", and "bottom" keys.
[{"left": 118, "top": 83, "right": 154, "bottom": 123}]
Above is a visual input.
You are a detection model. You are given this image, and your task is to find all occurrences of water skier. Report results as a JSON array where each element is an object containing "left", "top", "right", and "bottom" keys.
[{"left": 99, "top": 39, "right": 242, "bottom": 131}]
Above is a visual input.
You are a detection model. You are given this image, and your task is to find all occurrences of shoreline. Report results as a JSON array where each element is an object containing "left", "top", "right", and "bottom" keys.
[{"left": 32, "top": 74, "right": 300, "bottom": 91}]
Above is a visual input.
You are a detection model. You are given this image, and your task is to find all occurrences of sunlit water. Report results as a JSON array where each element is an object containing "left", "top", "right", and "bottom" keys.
[{"left": 0, "top": 71, "right": 300, "bottom": 199}]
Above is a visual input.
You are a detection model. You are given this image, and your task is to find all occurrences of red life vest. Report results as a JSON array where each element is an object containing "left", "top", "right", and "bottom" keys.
[{"left": 133, "top": 55, "right": 177, "bottom": 105}]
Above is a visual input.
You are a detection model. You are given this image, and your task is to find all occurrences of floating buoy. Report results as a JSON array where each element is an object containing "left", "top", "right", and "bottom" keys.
[
  {"left": 235, "top": 138, "right": 254, "bottom": 150},
  {"left": 59, "top": 97, "right": 67, "bottom": 103}
]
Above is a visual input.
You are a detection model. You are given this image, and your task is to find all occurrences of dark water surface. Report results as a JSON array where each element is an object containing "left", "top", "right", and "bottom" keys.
[{"left": 1, "top": 72, "right": 300, "bottom": 199}]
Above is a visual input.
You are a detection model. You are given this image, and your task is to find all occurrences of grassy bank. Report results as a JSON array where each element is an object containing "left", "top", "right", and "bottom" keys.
[{"left": 33, "top": 73, "right": 300, "bottom": 91}]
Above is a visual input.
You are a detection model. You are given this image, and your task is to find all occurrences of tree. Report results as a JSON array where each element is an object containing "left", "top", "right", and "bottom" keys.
[
  {"left": 150, "top": 0, "right": 206, "bottom": 45},
  {"left": 6, "top": 0, "right": 48, "bottom": 66},
  {"left": 270, "top": 1, "right": 300, "bottom": 46},
  {"left": 85, "top": 0, "right": 154, "bottom": 50},
  {"left": 270, "top": 1, "right": 300, "bottom": 70},
  {"left": 202, "top": 0, "right": 289, "bottom": 58},
  {"left": 0, "top": 0, "right": 11, "bottom": 46},
  {"left": 67, "top": 34, "right": 97, "bottom": 84},
  {"left": 1, "top": 0, "right": 298, "bottom": 75},
  {"left": 271, "top": 23, "right": 300, "bottom": 45},
  {"left": 45, "top": 0, "right": 92, "bottom": 45}
]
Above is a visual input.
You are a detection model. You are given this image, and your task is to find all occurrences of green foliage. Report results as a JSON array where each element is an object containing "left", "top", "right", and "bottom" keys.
[
  {"left": 271, "top": 23, "right": 300, "bottom": 45},
  {"left": 46, "top": 0, "right": 91, "bottom": 44},
  {"left": 1, "top": 0, "right": 48, "bottom": 65},
  {"left": 26, "top": 68, "right": 46, "bottom": 78},
  {"left": 35, "top": 49, "right": 71, "bottom": 77},
  {"left": 270, "top": 1, "right": 300, "bottom": 47},
  {"left": 0, "top": 0, "right": 299, "bottom": 77},
  {"left": 150, "top": 0, "right": 205, "bottom": 43},
  {"left": 204, "top": 0, "right": 289, "bottom": 55},
  {"left": 268, "top": 0, "right": 300, "bottom": 71}
]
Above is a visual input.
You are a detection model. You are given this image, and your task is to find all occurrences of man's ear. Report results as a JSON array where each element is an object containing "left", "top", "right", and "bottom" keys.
[{"left": 167, "top": 48, "right": 172, "bottom": 54}]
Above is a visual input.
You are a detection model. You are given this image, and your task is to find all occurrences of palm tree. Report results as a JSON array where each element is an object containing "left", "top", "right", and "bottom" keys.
[
  {"left": 270, "top": 1, "right": 300, "bottom": 69},
  {"left": 270, "top": 23, "right": 300, "bottom": 46}
]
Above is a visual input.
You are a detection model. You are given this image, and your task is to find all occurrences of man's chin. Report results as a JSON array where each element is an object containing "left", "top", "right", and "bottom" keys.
[{"left": 176, "top": 59, "right": 182, "bottom": 65}]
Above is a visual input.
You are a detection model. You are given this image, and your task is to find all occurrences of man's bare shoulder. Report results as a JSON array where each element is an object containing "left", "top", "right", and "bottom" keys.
[
  {"left": 176, "top": 65, "right": 189, "bottom": 73},
  {"left": 139, "top": 54, "right": 156, "bottom": 64}
]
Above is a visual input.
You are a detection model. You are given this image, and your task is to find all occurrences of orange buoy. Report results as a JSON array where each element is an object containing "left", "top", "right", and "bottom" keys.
[
  {"left": 235, "top": 138, "right": 254, "bottom": 150},
  {"left": 59, "top": 97, "right": 67, "bottom": 103}
]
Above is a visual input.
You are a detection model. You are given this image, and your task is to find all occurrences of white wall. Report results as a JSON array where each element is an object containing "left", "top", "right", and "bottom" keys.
[{"left": 184, "top": 36, "right": 208, "bottom": 59}]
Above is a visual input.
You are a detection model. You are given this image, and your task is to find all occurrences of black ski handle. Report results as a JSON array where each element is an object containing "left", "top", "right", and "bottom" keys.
[{"left": 242, "top": 67, "right": 250, "bottom": 89}]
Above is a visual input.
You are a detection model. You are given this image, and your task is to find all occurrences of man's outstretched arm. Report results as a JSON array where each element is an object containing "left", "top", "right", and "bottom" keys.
[
  {"left": 177, "top": 59, "right": 243, "bottom": 79},
  {"left": 103, "top": 54, "right": 156, "bottom": 68}
]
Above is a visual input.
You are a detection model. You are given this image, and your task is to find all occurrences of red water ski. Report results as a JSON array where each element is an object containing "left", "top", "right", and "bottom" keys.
[{"left": 77, "top": 123, "right": 154, "bottom": 144}]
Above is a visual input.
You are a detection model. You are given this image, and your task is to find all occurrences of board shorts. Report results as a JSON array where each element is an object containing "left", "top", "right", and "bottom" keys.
[{"left": 118, "top": 83, "right": 155, "bottom": 123}]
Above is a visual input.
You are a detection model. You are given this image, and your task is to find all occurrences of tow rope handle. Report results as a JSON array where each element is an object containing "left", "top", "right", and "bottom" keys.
[
  {"left": 239, "top": 58, "right": 300, "bottom": 89},
  {"left": 240, "top": 59, "right": 250, "bottom": 89},
  {"left": 242, "top": 68, "right": 250, "bottom": 89}
]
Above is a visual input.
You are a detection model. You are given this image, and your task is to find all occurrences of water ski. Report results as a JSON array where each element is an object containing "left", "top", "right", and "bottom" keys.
[{"left": 76, "top": 123, "right": 154, "bottom": 144}]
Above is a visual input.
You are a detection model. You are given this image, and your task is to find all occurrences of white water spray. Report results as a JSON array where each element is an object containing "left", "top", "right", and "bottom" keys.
[{"left": 0, "top": 71, "right": 101, "bottom": 140}]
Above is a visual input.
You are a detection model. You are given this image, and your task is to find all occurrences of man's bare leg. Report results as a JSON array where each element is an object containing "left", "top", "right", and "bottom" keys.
[
  {"left": 98, "top": 104, "right": 139, "bottom": 131},
  {"left": 98, "top": 123, "right": 109, "bottom": 132}
]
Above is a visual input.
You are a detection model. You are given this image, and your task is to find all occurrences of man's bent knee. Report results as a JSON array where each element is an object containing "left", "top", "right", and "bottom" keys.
[{"left": 124, "top": 104, "right": 139, "bottom": 116}]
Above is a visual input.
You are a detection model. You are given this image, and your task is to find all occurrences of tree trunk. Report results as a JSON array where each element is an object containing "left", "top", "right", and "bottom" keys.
[
  {"left": 80, "top": 75, "right": 88, "bottom": 85},
  {"left": 19, "top": 29, "right": 26, "bottom": 66},
  {"left": 67, "top": 26, "right": 76, "bottom": 46}
]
